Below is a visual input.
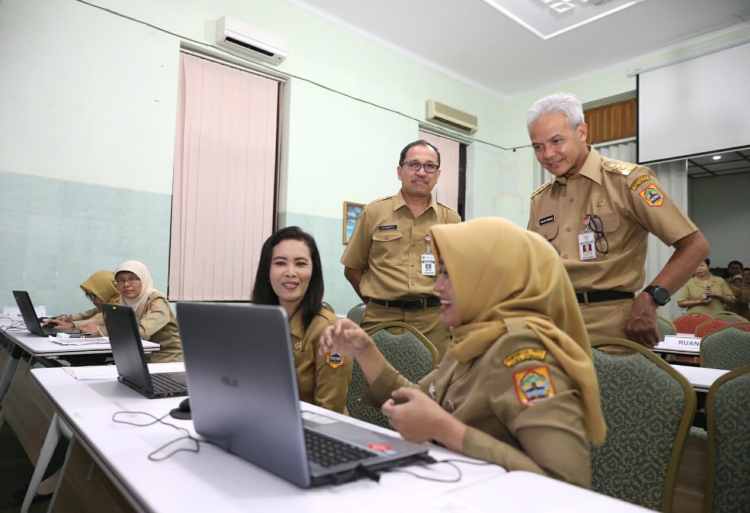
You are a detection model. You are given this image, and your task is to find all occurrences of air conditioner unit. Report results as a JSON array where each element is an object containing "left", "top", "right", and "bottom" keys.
[
  {"left": 215, "top": 16, "right": 288, "bottom": 65},
  {"left": 426, "top": 100, "right": 478, "bottom": 133}
]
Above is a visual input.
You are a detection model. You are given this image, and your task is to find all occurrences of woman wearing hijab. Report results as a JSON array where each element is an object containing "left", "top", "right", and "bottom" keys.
[
  {"left": 108, "top": 260, "right": 183, "bottom": 363},
  {"left": 45, "top": 270, "right": 120, "bottom": 333},
  {"left": 320, "top": 218, "right": 605, "bottom": 487}
]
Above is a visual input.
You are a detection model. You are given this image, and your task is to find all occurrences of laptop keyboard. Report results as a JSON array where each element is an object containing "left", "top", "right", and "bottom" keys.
[
  {"left": 304, "top": 430, "right": 374, "bottom": 468},
  {"left": 151, "top": 373, "right": 187, "bottom": 394}
]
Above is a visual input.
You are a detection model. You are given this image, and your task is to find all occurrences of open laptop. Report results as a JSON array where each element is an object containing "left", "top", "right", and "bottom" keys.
[
  {"left": 176, "top": 302, "right": 429, "bottom": 488},
  {"left": 102, "top": 303, "right": 188, "bottom": 399},
  {"left": 13, "top": 290, "right": 81, "bottom": 336}
]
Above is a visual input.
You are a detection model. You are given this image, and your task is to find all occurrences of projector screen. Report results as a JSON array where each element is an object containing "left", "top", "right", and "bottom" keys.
[{"left": 637, "top": 41, "right": 750, "bottom": 164}]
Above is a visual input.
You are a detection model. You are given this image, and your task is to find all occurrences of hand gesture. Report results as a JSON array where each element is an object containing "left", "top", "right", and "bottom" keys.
[
  {"left": 381, "top": 388, "right": 446, "bottom": 444},
  {"left": 319, "top": 318, "right": 373, "bottom": 358},
  {"left": 80, "top": 324, "right": 102, "bottom": 335}
]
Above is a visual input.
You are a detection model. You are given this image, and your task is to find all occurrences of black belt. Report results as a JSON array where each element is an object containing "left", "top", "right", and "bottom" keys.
[
  {"left": 575, "top": 290, "right": 635, "bottom": 304},
  {"left": 369, "top": 297, "right": 442, "bottom": 310}
]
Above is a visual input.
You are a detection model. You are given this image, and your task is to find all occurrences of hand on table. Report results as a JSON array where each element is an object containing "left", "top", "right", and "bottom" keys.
[{"left": 381, "top": 387, "right": 452, "bottom": 444}]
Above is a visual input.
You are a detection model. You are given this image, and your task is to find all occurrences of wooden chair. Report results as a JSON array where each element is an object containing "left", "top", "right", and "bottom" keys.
[
  {"left": 591, "top": 339, "right": 696, "bottom": 512},
  {"left": 704, "top": 364, "right": 750, "bottom": 513},
  {"left": 346, "top": 322, "right": 437, "bottom": 430}
]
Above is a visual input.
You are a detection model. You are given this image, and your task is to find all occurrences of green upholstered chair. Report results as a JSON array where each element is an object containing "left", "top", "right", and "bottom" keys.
[
  {"left": 657, "top": 316, "right": 676, "bottom": 341},
  {"left": 673, "top": 314, "right": 710, "bottom": 335},
  {"left": 695, "top": 319, "right": 741, "bottom": 338},
  {"left": 346, "top": 303, "right": 366, "bottom": 326},
  {"left": 590, "top": 339, "right": 696, "bottom": 512},
  {"left": 710, "top": 311, "right": 748, "bottom": 322},
  {"left": 704, "top": 364, "right": 750, "bottom": 513},
  {"left": 700, "top": 322, "right": 750, "bottom": 370},
  {"left": 321, "top": 301, "right": 335, "bottom": 314},
  {"left": 346, "top": 321, "right": 438, "bottom": 430}
]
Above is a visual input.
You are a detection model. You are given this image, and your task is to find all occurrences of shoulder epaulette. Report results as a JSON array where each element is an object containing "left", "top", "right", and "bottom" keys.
[
  {"left": 531, "top": 178, "right": 554, "bottom": 199},
  {"left": 367, "top": 195, "right": 393, "bottom": 206},
  {"left": 602, "top": 158, "right": 637, "bottom": 176},
  {"left": 436, "top": 201, "right": 460, "bottom": 216}
]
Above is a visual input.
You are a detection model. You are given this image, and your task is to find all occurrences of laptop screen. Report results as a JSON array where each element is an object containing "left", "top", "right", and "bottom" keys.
[
  {"left": 102, "top": 303, "right": 154, "bottom": 393},
  {"left": 12, "top": 290, "right": 45, "bottom": 336}
]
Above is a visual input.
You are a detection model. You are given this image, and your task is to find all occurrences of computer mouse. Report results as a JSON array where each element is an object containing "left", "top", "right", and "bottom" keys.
[{"left": 179, "top": 398, "right": 191, "bottom": 413}]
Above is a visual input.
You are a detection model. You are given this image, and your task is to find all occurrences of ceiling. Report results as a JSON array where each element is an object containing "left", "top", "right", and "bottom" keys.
[
  {"left": 286, "top": 0, "right": 750, "bottom": 97},
  {"left": 687, "top": 148, "right": 750, "bottom": 179}
]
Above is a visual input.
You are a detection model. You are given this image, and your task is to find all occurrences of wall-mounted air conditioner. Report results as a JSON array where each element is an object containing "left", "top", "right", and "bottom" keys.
[
  {"left": 426, "top": 100, "right": 478, "bottom": 134},
  {"left": 215, "top": 16, "right": 288, "bottom": 66}
]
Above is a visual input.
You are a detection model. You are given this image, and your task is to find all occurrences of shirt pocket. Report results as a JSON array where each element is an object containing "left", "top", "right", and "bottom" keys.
[
  {"left": 597, "top": 214, "right": 620, "bottom": 234},
  {"left": 370, "top": 232, "right": 404, "bottom": 267},
  {"left": 537, "top": 223, "right": 559, "bottom": 243}
]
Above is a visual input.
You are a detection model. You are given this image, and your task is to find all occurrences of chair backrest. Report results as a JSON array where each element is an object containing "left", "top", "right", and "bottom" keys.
[
  {"left": 695, "top": 319, "right": 741, "bottom": 338},
  {"left": 657, "top": 316, "right": 677, "bottom": 341},
  {"left": 346, "top": 303, "right": 366, "bottom": 326},
  {"left": 710, "top": 311, "right": 748, "bottom": 322},
  {"left": 704, "top": 364, "right": 750, "bottom": 513},
  {"left": 590, "top": 339, "right": 696, "bottom": 512},
  {"left": 346, "top": 321, "right": 437, "bottom": 429},
  {"left": 673, "top": 314, "right": 710, "bottom": 335},
  {"left": 700, "top": 322, "right": 750, "bottom": 370},
  {"left": 321, "top": 301, "right": 335, "bottom": 314}
]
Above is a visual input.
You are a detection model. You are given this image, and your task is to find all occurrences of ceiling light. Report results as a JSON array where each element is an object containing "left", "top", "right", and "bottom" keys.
[{"left": 713, "top": 156, "right": 722, "bottom": 160}]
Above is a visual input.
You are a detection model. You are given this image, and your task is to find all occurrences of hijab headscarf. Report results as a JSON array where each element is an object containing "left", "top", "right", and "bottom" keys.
[
  {"left": 79, "top": 270, "right": 120, "bottom": 304},
  {"left": 115, "top": 260, "right": 158, "bottom": 317},
  {"left": 431, "top": 217, "right": 606, "bottom": 445}
]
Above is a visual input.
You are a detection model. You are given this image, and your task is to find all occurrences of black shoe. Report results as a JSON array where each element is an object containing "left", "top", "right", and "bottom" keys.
[{"left": 12, "top": 488, "right": 53, "bottom": 504}]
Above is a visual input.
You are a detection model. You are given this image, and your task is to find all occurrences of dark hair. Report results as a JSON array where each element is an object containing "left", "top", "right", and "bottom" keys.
[
  {"left": 704, "top": 258, "right": 711, "bottom": 266},
  {"left": 251, "top": 227, "right": 324, "bottom": 331},
  {"left": 398, "top": 140, "right": 441, "bottom": 168},
  {"left": 744, "top": 268, "right": 750, "bottom": 273},
  {"left": 728, "top": 260, "right": 744, "bottom": 269}
]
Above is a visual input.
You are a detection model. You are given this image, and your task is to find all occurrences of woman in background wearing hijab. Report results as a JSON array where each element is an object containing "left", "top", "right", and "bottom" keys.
[
  {"left": 107, "top": 260, "right": 183, "bottom": 363},
  {"left": 320, "top": 218, "right": 605, "bottom": 488},
  {"left": 45, "top": 270, "right": 120, "bottom": 333}
]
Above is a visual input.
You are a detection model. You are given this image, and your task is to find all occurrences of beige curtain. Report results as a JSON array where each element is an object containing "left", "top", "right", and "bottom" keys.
[
  {"left": 169, "top": 52, "right": 279, "bottom": 300},
  {"left": 418, "top": 130, "right": 460, "bottom": 211}
]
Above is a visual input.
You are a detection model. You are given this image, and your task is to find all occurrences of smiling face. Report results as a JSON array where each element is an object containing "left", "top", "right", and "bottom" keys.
[
  {"left": 397, "top": 144, "right": 441, "bottom": 199},
  {"left": 269, "top": 239, "right": 313, "bottom": 315},
  {"left": 434, "top": 258, "right": 460, "bottom": 327},
  {"left": 529, "top": 112, "right": 589, "bottom": 177},
  {"left": 114, "top": 271, "right": 142, "bottom": 300}
]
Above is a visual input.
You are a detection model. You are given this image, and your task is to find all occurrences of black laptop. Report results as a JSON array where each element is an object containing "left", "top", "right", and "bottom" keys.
[
  {"left": 177, "top": 302, "right": 429, "bottom": 488},
  {"left": 102, "top": 303, "right": 187, "bottom": 399},
  {"left": 13, "top": 290, "right": 81, "bottom": 336}
]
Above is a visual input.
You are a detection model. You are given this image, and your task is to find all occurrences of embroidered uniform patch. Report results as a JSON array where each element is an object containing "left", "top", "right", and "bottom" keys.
[
  {"left": 146, "top": 301, "right": 157, "bottom": 312},
  {"left": 513, "top": 365, "right": 556, "bottom": 407},
  {"left": 503, "top": 348, "right": 547, "bottom": 367},
  {"left": 630, "top": 175, "right": 651, "bottom": 191},
  {"left": 326, "top": 353, "right": 344, "bottom": 369},
  {"left": 639, "top": 184, "right": 664, "bottom": 207}
]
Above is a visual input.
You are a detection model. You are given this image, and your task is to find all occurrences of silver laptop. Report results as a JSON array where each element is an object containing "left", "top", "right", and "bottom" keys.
[
  {"left": 13, "top": 290, "right": 81, "bottom": 336},
  {"left": 176, "top": 302, "right": 429, "bottom": 488}
]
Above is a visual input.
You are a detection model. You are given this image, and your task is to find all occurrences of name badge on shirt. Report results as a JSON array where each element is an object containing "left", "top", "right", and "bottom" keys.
[
  {"left": 579, "top": 231, "right": 596, "bottom": 261},
  {"left": 539, "top": 215, "right": 555, "bottom": 226},
  {"left": 378, "top": 225, "right": 397, "bottom": 231}
]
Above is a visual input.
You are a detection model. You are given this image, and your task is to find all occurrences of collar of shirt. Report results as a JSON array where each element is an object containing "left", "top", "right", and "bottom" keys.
[
  {"left": 393, "top": 189, "right": 437, "bottom": 215},
  {"left": 288, "top": 309, "right": 304, "bottom": 339},
  {"left": 554, "top": 146, "right": 602, "bottom": 186}
]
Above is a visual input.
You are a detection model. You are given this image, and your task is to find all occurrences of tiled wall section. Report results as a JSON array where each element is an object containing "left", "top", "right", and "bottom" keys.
[
  {"left": 279, "top": 212, "right": 363, "bottom": 316},
  {"left": 0, "top": 171, "right": 171, "bottom": 316}
]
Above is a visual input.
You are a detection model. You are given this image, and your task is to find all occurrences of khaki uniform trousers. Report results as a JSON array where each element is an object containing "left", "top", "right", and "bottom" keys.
[
  {"left": 361, "top": 301, "right": 451, "bottom": 363},
  {"left": 580, "top": 298, "right": 635, "bottom": 356}
]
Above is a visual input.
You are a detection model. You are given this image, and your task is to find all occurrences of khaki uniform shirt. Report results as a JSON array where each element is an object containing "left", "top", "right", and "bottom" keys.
[
  {"left": 735, "top": 285, "right": 750, "bottom": 320},
  {"left": 361, "top": 318, "right": 591, "bottom": 488},
  {"left": 677, "top": 275, "right": 735, "bottom": 316},
  {"left": 291, "top": 308, "right": 353, "bottom": 414},
  {"left": 528, "top": 148, "right": 697, "bottom": 293},
  {"left": 341, "top": 191, "right": 461, "bottom": 300},
  {"left": 72, "top": 307, "right": 104, "bottom": 329}
]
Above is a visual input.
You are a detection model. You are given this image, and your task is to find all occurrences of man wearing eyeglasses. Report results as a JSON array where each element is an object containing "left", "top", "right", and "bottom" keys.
[
  {"left": 525, "top": 93, "right": 709, "bottom": 349},
  {"left": 341, "top": 140, "right": 461, "bottom": 360}
]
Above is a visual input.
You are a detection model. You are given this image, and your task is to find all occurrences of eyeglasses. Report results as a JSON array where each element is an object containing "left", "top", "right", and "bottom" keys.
[
  {"left": 585, "top": 214, "right": 609, "bottom": 255},
  {"left": 84, "top": 292, "right": 97, "bottom": 301},
  {"left": 114, "top": 277, "right": 141, "bottom": 286},
  {"left": 403, "top": 160, "right": 439, "bottom": 173}
]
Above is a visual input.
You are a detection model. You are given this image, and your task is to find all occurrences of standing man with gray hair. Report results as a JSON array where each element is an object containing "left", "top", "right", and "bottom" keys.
[{"left": 526, "top": 93, "right": 709, "bottom": 348}]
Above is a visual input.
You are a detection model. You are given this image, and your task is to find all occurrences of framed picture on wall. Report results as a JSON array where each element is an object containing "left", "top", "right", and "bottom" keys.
[{"left": 343, "top": 201, "right": 365, "bottom": 245}]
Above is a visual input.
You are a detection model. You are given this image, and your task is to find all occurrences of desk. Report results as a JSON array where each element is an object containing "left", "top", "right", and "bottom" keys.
[
  {"left": 670, "top": 365, "right": 728, "bottom": 393},
  {"left": 653, "top": 342, "right": 700, "bottom": 366},
  {"left": 31, "top": 365, "right": 649, "bottom": 513}
]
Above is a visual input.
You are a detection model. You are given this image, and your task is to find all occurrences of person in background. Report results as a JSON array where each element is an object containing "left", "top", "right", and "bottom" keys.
[
  {"left": 677, "top": 258, "right": 735, "bottom": 316},
  {"left": 252, "top": 226, "right": 352, "bottom": 414},
  {"left": 736, "top": 268, "right": 750, "bottom": 320},
  {"left": 726, "top": 260, "right": 743, "bottom": 282},
  {"left": 341, "top": 140, "right": 461, "bottom": 360},
  {"left": 44, "top": 270, "right": 120, "bottom": 333},
  {"left": 321, "top": 218, "right": 606, "bottom": 488},
  {"left": 98, "top": 260, "right": 183, "bottom": 363}
]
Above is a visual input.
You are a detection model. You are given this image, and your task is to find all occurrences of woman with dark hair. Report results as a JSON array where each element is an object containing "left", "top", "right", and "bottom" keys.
[
  {"left": 677, "top": 258, "right": 735, "bottom": 315},
  {"left": 252, "top": 226, "right": 352, "bottom": 414}
]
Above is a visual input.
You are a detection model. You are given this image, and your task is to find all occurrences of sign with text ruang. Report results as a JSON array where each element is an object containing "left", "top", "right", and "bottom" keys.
[{"left": 662, "top": 335, "right": 701, "bottom": 351}]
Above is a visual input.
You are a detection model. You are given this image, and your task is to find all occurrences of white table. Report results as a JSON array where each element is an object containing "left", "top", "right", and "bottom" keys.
[
  {"left": 671, "top": 365, "right": 729, "bottom": 392},
  {"left": 31, "top": 365, "right": 649, "bottom": 513}
]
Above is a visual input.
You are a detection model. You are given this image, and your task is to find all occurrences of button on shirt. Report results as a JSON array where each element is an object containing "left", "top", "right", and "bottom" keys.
[
  {"left": 528, "top": 148, "right": 697, "bottom": 293},
  {"left": 341, "top": 191, "right": 461, "bottom": 300}
]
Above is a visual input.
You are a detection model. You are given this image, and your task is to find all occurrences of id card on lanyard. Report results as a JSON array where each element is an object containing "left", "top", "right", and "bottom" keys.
[
  {"left": 579, "top": 216, "right": 596, "bottom": 261},
  {"left": 422, "top": 234, "right": 436, "bottom": 276}
]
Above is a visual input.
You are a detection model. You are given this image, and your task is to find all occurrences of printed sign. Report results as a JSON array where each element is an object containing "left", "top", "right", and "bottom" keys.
[{"left": 662, "top": 335, "right": 701, "bottom": 351}]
